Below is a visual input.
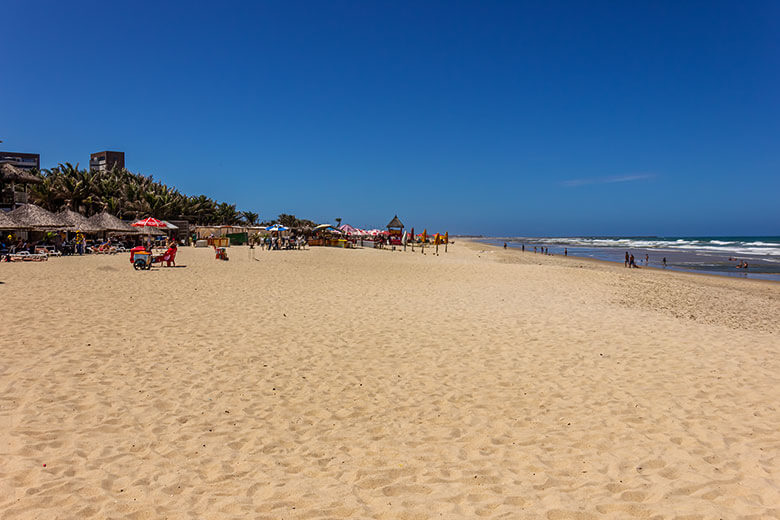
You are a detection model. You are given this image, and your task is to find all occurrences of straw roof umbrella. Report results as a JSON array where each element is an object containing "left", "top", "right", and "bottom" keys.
[
  {"left": 0, "top": 210, "right": 23, "bottom": 230},
  {"left": 86, "top": 211, "right": 134, "bottom": 233},
  {"left": 57, "top": 208, "right": 103, "bottom": 233},
  {"left": 7, "top": 203, "right": 66, "bottom": 230},
  {"left": 0, "top": 163, "right": 43, "bottom": 185}
]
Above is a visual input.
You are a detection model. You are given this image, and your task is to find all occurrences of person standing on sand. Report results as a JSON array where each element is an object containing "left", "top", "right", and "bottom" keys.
[
  {"left": 503, "top": 242, "right": 507, "bottom": 249},
  {"left": 645, "top": 254, "right": 649, "bottom": 266},
  {"left": 564, "top": 248, "right": 567, "bottom": 256},
  {"left": 625, "top": 251, "right": 629, "bottom": 267},
  {"left": 522, "top": 244, "right": 525, "bottom": 252},
  {"left": 663, "top": 257, "right": 667, "bottom": 267}
]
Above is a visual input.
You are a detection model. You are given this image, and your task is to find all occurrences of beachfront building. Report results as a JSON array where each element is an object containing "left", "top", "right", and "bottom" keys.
[
  {"left": 1, "top": 163, "right": 43, "bottom": 210},
  {"left": 0, "top": 151, "right": 40, "bottom": 170},
  {"left": 90, "top": 151, "right": 125, "bottom": 172}
]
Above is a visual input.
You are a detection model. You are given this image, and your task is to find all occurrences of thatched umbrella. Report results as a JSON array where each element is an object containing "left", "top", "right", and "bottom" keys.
[
  {"left": 7, "top": 203, "right": 66, "bottom": 230},
  {"left": 86, "top": 211, "right": 134, "bottom": 233},
  {"left": 0, "top": 163, "right": 43, "bottom": 185},
  {"left": 0, "top": 210, "right": 23, "bottom": 230},
  {"left": 57, "top": 209, "right": 103, "bottom": 233}
]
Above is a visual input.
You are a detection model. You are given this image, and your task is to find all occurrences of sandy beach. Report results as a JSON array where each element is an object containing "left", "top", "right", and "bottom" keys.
[{"left": 1, "top": 240, "right": 778, "bottom": 519}]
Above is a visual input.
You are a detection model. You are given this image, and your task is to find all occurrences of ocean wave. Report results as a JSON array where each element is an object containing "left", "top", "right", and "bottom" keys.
[
  {"left": 669, "top": 245, "right": 780, "bottom": 256},
  {"left": 506, "top": 236, "right": 780, "bottom": 256}
]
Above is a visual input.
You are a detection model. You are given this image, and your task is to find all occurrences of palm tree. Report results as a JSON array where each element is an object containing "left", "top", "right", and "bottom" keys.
[
  {"left": 241, "top": 211, "right": 259, "bottom": 226},
  {"left": 27, "top": 162, "right": 312, "bottom": 228}
]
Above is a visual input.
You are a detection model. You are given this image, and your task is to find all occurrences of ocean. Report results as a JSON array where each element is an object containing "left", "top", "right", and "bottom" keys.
[{"left": 478, "top": 236, "right": 780, "bottom": 281}]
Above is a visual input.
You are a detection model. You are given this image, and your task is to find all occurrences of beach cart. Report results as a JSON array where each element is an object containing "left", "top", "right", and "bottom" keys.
[{"left": 130, "top": 246, "right": 152, "bottom": 270}]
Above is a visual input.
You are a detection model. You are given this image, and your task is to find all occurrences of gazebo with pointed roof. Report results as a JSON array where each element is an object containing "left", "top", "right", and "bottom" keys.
[
  {"left": 386, "top": 215, "right": 404, "bottom": 243},
  {"left": 386, "top": 215, "right": 404, "bottom": 230}
]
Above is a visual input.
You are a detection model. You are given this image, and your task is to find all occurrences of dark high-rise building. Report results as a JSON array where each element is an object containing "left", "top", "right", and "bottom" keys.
[
  {"left": 0, "top": 151, "right": 40, "bottom": 170},
  {"left": 90, "top": 151, "right": 125, "bottom": 172}
]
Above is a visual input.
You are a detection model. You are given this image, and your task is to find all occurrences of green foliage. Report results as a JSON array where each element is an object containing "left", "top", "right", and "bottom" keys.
[
  {"left": 241, "top": 211, "right": 259, "bottom": 226},
  {"left": 28, "top": 163, "right": 262, "bottom": 225},
  {"left": 275, "top": 214, "right": 316, "bottom": 229}
]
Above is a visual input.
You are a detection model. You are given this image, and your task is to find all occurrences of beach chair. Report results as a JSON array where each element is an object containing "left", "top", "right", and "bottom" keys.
[
  {"left": 44, "top": 246, "right": 62, "bottom": 257},
  {"left": 9, "top": 251, "right": 48, "bottom": 262},
  {"left": 152, "top": 247, "right": 177, "bottom": 267}
]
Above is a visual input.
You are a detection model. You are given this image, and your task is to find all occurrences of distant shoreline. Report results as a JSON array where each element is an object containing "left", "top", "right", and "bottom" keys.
[{"left": 464, "top": 237, "right": 780, "bottom": 283}]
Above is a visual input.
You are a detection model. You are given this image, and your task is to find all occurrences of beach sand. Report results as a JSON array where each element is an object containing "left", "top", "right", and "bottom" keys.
[{"left": 1, "top": 240, "right": 778, "bottom": 519}]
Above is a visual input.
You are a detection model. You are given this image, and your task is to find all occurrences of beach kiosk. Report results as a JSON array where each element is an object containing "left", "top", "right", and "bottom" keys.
[{"left": 387, "top": 215, "right": 404, "bottom": 246}]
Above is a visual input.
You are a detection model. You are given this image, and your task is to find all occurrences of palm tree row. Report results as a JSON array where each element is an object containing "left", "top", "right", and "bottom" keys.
[{"left": 29, "top": 163, "right": 256, "bottom": 225}]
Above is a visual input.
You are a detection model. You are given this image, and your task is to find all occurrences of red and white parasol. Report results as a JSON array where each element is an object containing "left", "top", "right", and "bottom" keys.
[{"left": 132, "top": 217, "right": 167, "bottom": 228}]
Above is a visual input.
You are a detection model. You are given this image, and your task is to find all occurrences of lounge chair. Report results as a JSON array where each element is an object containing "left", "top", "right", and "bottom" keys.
[
  {"left": 153, "top": 247, "right": 177, "bottom": 267},
  {"left": 36, "top": 246, "right": 62, "bottom": 257},
  {"left": 8, "top": 251, "right": 48, "bottom": 262}
]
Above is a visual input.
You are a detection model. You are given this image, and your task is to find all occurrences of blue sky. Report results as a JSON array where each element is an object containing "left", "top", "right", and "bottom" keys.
[{"left": 2, "top": 1, "right": 778, "bottom": 236}]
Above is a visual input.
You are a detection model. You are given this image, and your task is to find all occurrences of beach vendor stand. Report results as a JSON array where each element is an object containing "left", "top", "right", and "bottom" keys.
[{"left": 310, "top": 224, "right": 348, "bottom": 247}]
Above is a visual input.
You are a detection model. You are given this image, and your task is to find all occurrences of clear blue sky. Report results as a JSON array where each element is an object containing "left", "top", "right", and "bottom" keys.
[{"left": 3, "top": 1, "right": 778, "bottom": 236}]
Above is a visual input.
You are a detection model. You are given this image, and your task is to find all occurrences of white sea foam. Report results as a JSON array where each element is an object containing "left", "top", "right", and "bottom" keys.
[{"left": 510, "top": 236, "right": 780, "bottom": 257}]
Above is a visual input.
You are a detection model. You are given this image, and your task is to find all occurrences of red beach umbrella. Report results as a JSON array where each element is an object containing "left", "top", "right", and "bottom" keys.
[
  {"left": 132, "top": 217, "right": 167, "bottom": 228},
  {"left": 132, "top": 217, "right": 168, "bottom": 246}
]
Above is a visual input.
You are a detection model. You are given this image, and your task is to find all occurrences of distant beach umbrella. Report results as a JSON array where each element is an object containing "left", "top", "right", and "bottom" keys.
[
  {"left": 313, "top": 224, "right": 339, "bottom": 232},
  {"left": 265, "top": 224, "right": 289, "bottom": 232},
  {"left": 338, "top": 223, "right": 359, "bottom": 235}
]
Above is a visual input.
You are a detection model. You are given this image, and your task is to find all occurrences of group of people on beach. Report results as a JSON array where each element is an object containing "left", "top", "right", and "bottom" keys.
[
  {"left": 494, "top": 242, "right": 759, "bottom": 275},
  {"left": 625, "top": 252, "right": 667, "bottom": 269},
  {"left": 255, "top": 235, "right": 306, "bottom": 250},
  {"left": 502, "top": 242, "right": 557, "bottom": 256}
]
